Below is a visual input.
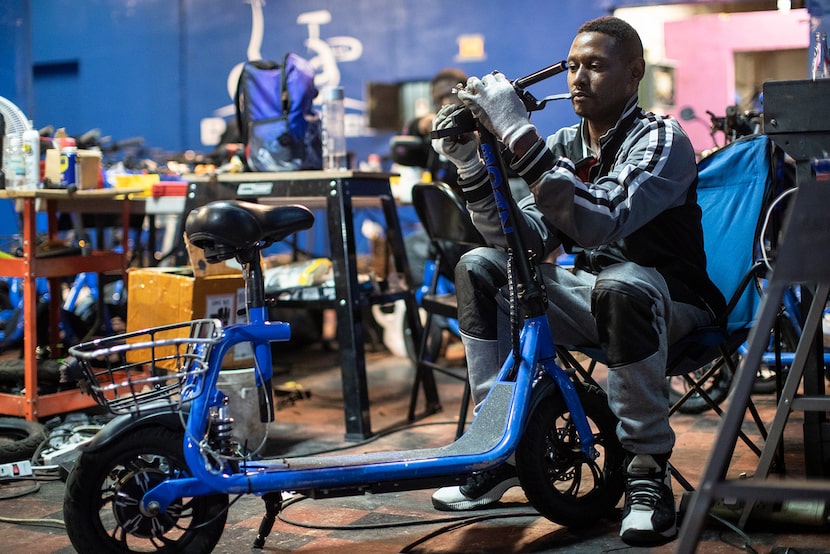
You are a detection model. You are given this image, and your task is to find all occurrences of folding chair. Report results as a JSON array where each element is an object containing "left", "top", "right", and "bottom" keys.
[
  {"left": 558, "top": 133, "right": 778, "bottom": 458},
  {"left": 407, "top": 182, "right": 487, "bottom": 438}
]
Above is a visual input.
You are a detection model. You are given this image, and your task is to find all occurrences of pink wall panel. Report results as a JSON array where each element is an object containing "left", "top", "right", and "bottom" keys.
[{"left": 664, "top": 9, "right": 810, "bottom": 153}]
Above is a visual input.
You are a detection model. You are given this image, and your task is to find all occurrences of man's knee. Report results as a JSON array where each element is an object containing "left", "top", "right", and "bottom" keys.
[
  {"left": 455, "top": 248, "right": 506, "bottom": 296},
  {"left": 454, "top": 247, "right": 507, "bottom": 340},
  {"left": 591, "top": 278, "right": 660, "bottom": 366}
]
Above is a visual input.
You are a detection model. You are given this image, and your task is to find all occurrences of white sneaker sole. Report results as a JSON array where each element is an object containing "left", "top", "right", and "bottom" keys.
[
  {"left": 431, "top": 477, "right": 520, "bottom": 511},
  {"left": 620, "top": 523, "right": 677, "bottom": 545}
]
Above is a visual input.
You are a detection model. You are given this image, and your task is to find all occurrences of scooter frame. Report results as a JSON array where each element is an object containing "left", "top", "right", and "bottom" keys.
[{"left": 64, "top": 66, "right": 623, "bottom": 551}]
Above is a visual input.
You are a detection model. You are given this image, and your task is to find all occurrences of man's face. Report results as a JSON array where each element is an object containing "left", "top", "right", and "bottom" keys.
[{"left": 566, "top": 31, "right": 642, "bottom": 129}]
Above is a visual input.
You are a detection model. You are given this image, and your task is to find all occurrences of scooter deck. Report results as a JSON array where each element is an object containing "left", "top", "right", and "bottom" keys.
[{"left": 246, "top": 382, "right": 516, "bottom": 472}]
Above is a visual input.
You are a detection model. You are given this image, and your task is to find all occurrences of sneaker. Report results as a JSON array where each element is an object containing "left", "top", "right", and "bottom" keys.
[
  {"left": 620, "top": 453, "right": 677, "bottom": 545},
  {"left": 432, "top": 463, "right": 520, "bottom": 511}
]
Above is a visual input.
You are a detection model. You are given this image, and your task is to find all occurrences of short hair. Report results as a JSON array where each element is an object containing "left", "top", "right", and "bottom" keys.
[
  {"left": 431, "top": 68, "right": 468, "bottom": 106},
  {"left": 577, "top": 16, "right": 644, "bottom": 62}
]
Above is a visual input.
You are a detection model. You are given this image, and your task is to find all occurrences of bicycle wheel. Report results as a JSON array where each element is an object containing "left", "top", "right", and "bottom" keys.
[
  {"left": 516, "top": 381, "right": 625, "bottom": 528},
  {"left": 63, "top": 425, "right": 228, "bottom": 553},
  {"left": 668, "top": 357, "right": 734, "bottom": 414}
]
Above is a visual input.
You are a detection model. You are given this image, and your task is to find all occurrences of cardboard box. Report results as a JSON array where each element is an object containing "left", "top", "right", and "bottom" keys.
[
  {"left": 185, "top": 234, "right": 242, "bottom": 278},
  {"left": 44, "top": 148, "right": 102, "bottom": 189},
  {"left": 127, "top": 267, "right": 253, "bottom": 369}
]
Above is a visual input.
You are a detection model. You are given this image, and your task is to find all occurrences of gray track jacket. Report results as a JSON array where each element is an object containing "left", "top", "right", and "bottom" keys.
[{"left": 456, "top": 96, "right": 726, "bottom": 315}]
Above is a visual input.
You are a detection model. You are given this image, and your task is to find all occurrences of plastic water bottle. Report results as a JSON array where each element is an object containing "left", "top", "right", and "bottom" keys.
[
  {"left": 812, "top": 31, "right": 829, "bottom": 80},
  {"left": 322, "top": 86, "right": 347, "bottom": 171},
  {"left": 22, "top": 122, "right": 40, "bottom": 189},
  {"left": 0, "top": 114, "right": 5, "bottom": 189},
  {"left": 3, "top": 134, "right": 26, "bottom": 190}
]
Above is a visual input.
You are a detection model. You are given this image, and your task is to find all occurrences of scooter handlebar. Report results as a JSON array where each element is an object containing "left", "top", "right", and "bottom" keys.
[
  {"left": 429, "top": 60, "right": 568, "bottom": 140},
  {"left": 513, "top": 60, "right": 567, "bottom": 89}
]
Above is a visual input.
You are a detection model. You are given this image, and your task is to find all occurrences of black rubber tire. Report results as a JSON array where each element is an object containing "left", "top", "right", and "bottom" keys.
[
  {"left": 0, "top": 359, "right": 62, "bottom": 389},
  {"left": 516, "top": 382, "right": 625, "bottom": 528},
  {"left": 0, "top": 417, "right": 47, "bottom": 464},
  {"left": 63, "top": 425, "right": 229, "bottom": 553},
  {"left": 668, "top": 357, "right": 734, "bottom": 414}
]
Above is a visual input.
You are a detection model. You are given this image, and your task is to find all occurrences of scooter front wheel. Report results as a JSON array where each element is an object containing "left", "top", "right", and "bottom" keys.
[
  {"left": 63, "top": 425, "right": 229, "bottom": 553},
  {"left": 516, "top": 381, "right": 625, "bottom": 528}
]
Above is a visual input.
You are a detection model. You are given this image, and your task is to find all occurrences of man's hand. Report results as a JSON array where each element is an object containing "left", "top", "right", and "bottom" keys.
[
  {"left": 431, "top": 104, "right": 483, "bottom": 179},
  {"left": 457, "top": 72, "right": 535, "bottom": 152}
]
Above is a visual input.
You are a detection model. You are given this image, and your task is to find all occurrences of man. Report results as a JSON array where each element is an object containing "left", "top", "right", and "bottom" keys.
[
  {"left": 390, "top": 67, "right": 469, "bottom": 186},
  {"left": 390, "top": 68, "right": 470, "bottom": 289},
  {"left": 429, "top": 16, "right": 726, "bottom": 546}
]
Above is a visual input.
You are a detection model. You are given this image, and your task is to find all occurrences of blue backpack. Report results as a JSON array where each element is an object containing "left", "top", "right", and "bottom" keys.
[{"left": 235, "top": 54, "right": 323, "bottom": 171}]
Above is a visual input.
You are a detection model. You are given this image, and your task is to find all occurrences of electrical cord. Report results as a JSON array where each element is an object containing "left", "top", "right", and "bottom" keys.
[
  {"left": 267, "top": 418, "right": 549, "bottom": 549},
  {"left": 0, "top": 425, "right": 63, "bottom": 502},
  {"left": 0, "top": 471, "right": 58, "bottom": 529},
  {"left": 0, "top": 478, "right": 40, "bottom": 500},
  {"left": 758, "top": 186, "right": 797, "bottom": 272},
  {"left": 0, "top": 470, "right": 66, "bottom": 497},
  {"left": 0, "top": 427, "right": 70, "bottom": 532},
  {"left": 397, "top": 510, "right": 542, "bottom": 553},
  {"left": 0, "top": 416, "right": 778, "bottom": 551},
  {"left": 194, "top": 494, "right": 243, "bottom": 530},
  {"left": 0, "top": 515, "right": 65, "bottom": 528},
  {"left": 276, "top": 493, "right": 540, "bottom": 545},
  {"left": 276, "top": 419, "right": 465, "bottom": 458},
  {"left": 279, "top": 492, "right": 764, "bottom": 554},
  {"left": 709, "top": 512, "right": 761, "bottom": 553}
]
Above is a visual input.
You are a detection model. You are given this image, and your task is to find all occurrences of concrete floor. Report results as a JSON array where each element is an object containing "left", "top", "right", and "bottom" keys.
[{"left": 0, "top": 338, "right": 829, "bottom": 553}]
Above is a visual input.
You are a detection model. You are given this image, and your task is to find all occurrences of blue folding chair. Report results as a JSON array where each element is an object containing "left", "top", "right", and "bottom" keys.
[
  {"left": 663, "top": 135, "right": 775, "bottom": 432},
  {"left": 559, "top": 133, "right": 777, "bottom": 459}
]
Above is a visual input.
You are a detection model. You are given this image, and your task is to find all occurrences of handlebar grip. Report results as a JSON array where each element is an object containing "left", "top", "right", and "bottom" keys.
[{"left": 513, "top": 60, "right": 567, "bottom": 89}]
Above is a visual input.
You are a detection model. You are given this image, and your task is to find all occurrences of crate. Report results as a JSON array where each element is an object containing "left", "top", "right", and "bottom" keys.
[{"left": 126, "top": 267, "right": 253, "bottom": 369}]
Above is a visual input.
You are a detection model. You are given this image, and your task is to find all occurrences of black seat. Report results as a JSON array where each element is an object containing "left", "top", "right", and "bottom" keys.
[
  {"left": 407, "top": 182, "right": 487, "bottom": 438},
  {"left": 185, "top": 200, "right": 314, "bottom": 263}
]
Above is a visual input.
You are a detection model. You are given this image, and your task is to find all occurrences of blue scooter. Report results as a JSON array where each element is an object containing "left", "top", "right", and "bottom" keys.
[{"left": 60, "top": 62, "right": 625, "bottom": 553}]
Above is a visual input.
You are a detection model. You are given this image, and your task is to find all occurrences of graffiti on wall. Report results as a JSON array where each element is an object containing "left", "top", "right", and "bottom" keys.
[{"left": 202, "top": 3, "right": 365, "bottom": 146}]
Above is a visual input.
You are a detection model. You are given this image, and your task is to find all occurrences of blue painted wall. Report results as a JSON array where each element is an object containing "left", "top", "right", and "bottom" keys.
[
  {"left": 3, "top": 0, "right": 610, "bottom": 163},
  {"left": 28, "top": 0, "right": 183, "bottom": 148},
  {"left": 7, "top": 1, "right": 825, "bottom": 165},
  {"left": 1, "top": 1, "right": 32, "bottom": 117}
]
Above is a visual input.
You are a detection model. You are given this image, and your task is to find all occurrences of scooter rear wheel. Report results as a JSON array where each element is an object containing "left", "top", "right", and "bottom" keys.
[
  {"left": 63, "top": 425, "right": 229, "bottom": 553},
  {"left": 516, "top": 381, "right": 625, "bottom": 528}
]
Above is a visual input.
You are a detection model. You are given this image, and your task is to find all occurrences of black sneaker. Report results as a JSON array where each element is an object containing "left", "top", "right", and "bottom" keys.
[
  {"left": 431, "top": 463, "right": 520, "bottom": 511},
  {"left": 620, "top": 453, "right": 677, "bottom": 545}
]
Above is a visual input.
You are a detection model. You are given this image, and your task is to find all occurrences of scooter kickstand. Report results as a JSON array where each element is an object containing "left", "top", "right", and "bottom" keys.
[{"left": 252, "top": 491, "right": 282, "bottom": 549}]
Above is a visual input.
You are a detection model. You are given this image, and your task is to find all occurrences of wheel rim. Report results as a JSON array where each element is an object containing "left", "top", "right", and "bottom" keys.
[
  {"left": 544, "top": 412, "right": 606, "bottom": 499},
  {"left": 112, "top": 463, "right": 181, "bottom": 539},
  {"left": 96, "top": 452, "right": 198, "bottom": 550}
]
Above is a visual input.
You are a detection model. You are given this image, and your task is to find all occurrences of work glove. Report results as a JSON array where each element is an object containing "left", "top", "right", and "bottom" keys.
[
  {"left": 431, "top": 103, "right": 483, "bottom": 179},
  {"left": 457, "top": 72, "right": 535, "bottom": 151}
]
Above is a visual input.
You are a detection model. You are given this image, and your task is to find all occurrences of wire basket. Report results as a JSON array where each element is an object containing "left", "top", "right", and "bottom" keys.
[{"left": 68, "top": 319, "right": 224, "bottom": 415}]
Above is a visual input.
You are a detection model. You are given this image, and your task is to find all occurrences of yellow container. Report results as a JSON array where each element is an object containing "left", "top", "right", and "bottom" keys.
[{"left": 114, "top": 174, "right": 160, "bottom": 197}]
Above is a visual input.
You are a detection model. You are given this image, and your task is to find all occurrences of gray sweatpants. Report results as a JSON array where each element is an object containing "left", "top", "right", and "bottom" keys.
[{"left": 455, "top": 247, "right": 712, "bottom": 455}]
